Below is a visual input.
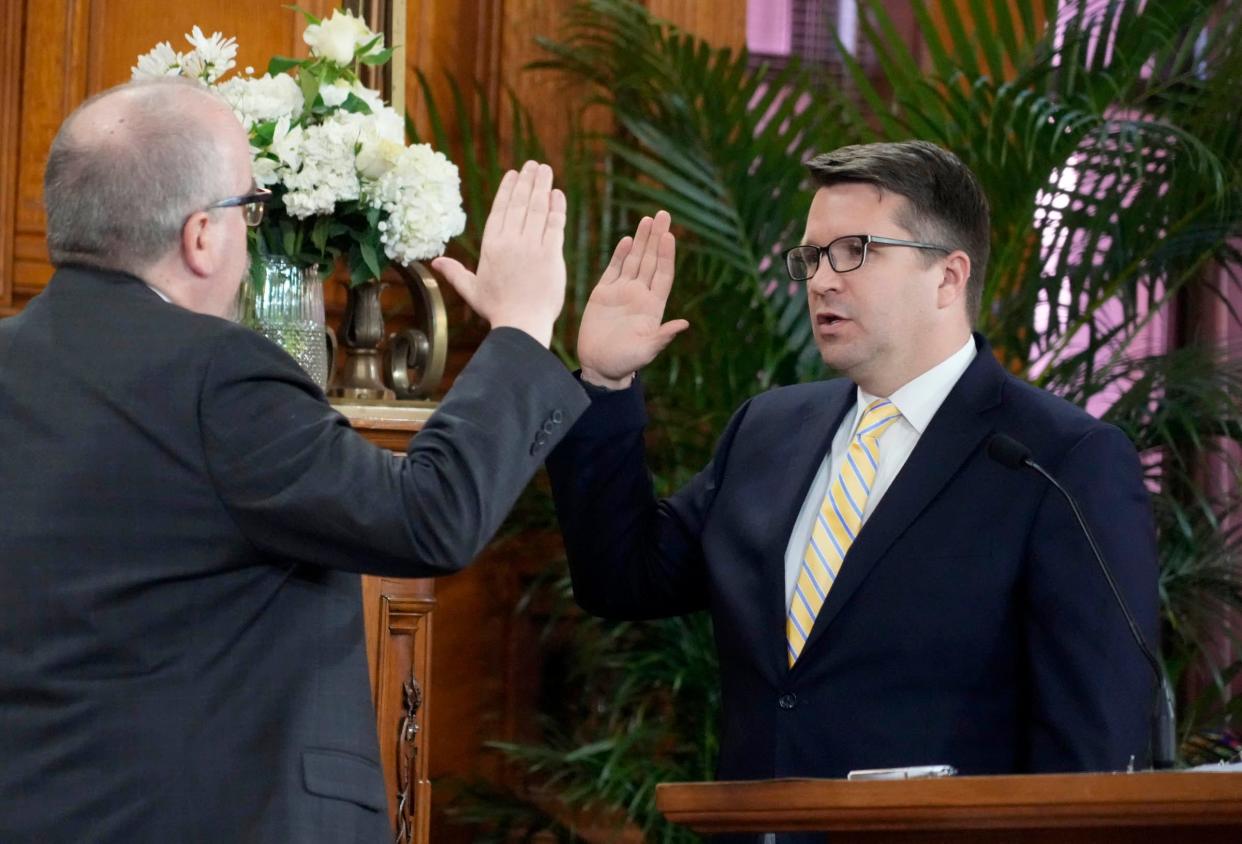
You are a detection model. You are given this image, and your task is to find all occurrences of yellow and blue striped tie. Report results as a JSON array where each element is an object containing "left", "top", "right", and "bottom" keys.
[{"left": 786, "top": 398, "right": 903, "bottom": 666}]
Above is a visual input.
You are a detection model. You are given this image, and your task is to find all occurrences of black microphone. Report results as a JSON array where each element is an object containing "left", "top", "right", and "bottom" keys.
[{"left": 986, "top": 433, "right": 1177, "bottom": 770}]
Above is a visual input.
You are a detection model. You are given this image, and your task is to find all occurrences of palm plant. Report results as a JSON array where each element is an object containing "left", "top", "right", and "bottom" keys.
[{"left": 441, "top": 0, "right": 1242, "bottom": 838}]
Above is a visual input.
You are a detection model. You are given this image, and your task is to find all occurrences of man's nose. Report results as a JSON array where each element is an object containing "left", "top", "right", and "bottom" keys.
[{"left": 807, "top": 259, "right": 843, "bottom": 295}]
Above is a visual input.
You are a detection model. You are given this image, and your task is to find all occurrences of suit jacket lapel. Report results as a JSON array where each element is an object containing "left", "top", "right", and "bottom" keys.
[
  {"left": 795, "top": 335, "right": 1007, "bottom": 666},
  {"left": 757, "top": 381, "right": 855, "bottom": 680}
]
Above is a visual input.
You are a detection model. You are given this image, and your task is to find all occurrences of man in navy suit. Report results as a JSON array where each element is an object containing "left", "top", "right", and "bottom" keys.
[{"left": 546, "top": 141, "right": 1159, "bottom": 840}]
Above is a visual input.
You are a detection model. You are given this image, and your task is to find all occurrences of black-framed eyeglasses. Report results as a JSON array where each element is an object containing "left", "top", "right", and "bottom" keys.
[
  {"left": 205, "top": 186, "right": 273, "bottom": 227},
  {"left": 784, "top": 234, "right": 953, "bottom": 280}
]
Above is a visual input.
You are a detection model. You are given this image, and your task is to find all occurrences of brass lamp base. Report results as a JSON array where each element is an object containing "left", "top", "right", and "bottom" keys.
[{"left": 330, "top": 348, "right": 394, "bottom": 400}]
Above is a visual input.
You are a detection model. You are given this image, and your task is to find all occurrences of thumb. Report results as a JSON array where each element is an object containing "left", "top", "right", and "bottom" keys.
[
  {"left": 648, "top": 319, "right": 690, "bottom": 354},
  {"left": 431, "top": 257, "right": 479, "bottom": 309}
]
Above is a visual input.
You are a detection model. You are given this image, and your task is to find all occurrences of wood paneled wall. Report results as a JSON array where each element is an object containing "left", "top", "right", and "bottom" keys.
[
  {"left": 0, "top": 1, "right": 743, "bottom": 313},
  {"left": 0, "top": 0, "right": 24, "bottom": 312}
]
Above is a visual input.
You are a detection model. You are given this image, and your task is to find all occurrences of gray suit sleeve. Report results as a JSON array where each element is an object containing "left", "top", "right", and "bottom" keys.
[{"left": 199, "top": 326, "right": 588, "bottom": 576}]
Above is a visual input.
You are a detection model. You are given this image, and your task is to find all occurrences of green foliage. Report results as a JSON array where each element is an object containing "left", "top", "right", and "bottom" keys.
[{"left": 442, "top": 0, "right": 1242, "bottom": 839}]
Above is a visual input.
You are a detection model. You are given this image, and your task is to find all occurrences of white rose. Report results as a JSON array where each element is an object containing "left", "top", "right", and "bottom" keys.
[
  {"left": 320, "top": 80, "right": 351, "bottom": 108},
  {"left": 303, "top": 9, "right": 375, "bottom": 65},
  {"left": 356, "top": 129, "right": 404, "bottom": 180},
  {"left": 217, "top": 73, "right": 304, "bottom": 127}
]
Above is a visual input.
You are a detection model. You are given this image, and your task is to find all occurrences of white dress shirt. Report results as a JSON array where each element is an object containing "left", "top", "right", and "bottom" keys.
[
  {"left": 145, "top": 284, "right": 171, "bottom": 303},
  {"left": 782, "top": 336, "right": 978, "bottom": 610}
]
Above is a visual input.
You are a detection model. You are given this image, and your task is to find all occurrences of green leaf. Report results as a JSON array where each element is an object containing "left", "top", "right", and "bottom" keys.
[
  {"left": 359, "top": 47, "right": 395, "bottom": 66},
  {"left": 277, "top": 219, "right": 295, "bottom": 259},
  {"left": 310, "top": 216, "right": 330, "bottom": 254},
  {"left": 251, "top": 121, "right": 278, "bottom": 147},
  {"left": 339, "top": 93, "right": 373, "bottom": 114},
  {"left": 283, "top": 3, "right": 320, "bottom": 27},
  {"left": 357, "top": 34, "right": 383, "bottom": 57},
  {"left": 267, "top": 55, "right": 302, "bottom": 76},
  {"left": 359, "top": 237, "right": 383, "bottom": 281},
  {"left": 299, "top": 70, "right": 321, "bottom": 114}
]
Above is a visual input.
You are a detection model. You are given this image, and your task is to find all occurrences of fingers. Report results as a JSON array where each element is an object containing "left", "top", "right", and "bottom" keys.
[
  {"left": 599, "top": 236, "right": 633, "bottom": 285},
  {"left": 481, "top": 170, "right": 518, "bottom": 245},
  {"left": 430, "top": 256, "right": 479, "bottom": 310},
  {"left": 636, "top": 211, "right": 672, "bottom": 289},
  {"left": 650, "top": 227, "right": 677, "bottom": 302},
  {"left": 523, "top": 164, "right": 554, "bottom": 238},
  {"left": 544, "top": 188, "right": 567, "bottom": 251},
  {"left": 504, "top": 160, "right": 540, "bottom": 232},
  {"left": 619, "top": 216, "right": 653, "bottom": 281}
]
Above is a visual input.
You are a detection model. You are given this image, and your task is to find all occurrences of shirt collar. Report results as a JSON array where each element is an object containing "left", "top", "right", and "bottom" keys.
[
  {"left": 145, "top": 284, "right": 172, "bottom": 304},
  {"left": 852, "top": 335, "right": 978, "bottom": 436}
]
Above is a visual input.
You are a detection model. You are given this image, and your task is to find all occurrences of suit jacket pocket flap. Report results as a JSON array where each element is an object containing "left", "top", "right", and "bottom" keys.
[{"left": 302, "top": 748, "right": 386, "bottom": 811}]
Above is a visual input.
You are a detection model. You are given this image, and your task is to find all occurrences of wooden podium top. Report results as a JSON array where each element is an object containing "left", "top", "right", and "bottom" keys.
[
  {"left": 332, "top": 399, "right": 435, "bottom": 451},
  {"left": 656, "top": 771, "right": 1242, "bottom": 837}
]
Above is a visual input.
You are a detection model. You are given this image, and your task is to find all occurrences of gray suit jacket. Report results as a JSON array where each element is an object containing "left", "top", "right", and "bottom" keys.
[{"left": 0, "top": 265, "right": 587, "bottom": 842}]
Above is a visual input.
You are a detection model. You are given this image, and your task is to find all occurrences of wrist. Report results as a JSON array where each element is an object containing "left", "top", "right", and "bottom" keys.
[
  {"left": 492, "top": 316, "right": 554, "bottom": 349},
  {"left": 580, "top": 368, "right": 634, "bottom": 391}
]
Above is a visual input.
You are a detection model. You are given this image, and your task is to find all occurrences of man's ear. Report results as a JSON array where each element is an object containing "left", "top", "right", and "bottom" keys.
[
  {"left": 936, "top": 250, "right": 971, "bottom": 310},
  {"left": 181, "top": 212, "right": 215, "bottom": 277}
]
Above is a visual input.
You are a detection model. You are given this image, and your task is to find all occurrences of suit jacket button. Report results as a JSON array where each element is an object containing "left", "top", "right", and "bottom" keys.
[
  {"left": 552, "top": 409, "right": 564, "bottom": 423},
  {"left": 542, "top": 420, "right": 555, "bottom": 434},
  {"left": 778, "top": 693, "right": 797, "bottom": 710}
]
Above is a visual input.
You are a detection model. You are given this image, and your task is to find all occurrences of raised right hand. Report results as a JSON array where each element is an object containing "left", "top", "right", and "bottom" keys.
[
  {"left": 432, "top": 161, "right": 566, "bottom": 348},
  {"left": 578, "top": 210, "right": 689, "bottom": 389}
]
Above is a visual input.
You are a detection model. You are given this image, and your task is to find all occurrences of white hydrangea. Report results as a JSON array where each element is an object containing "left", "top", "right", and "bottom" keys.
[
  {"left": 251, "top": 154, "right": 281, "bottom": 187},
  {"left": 302, "top": 8, "right": 381, "bottom": 66},
  {"left": 132, "top": 42, "right": 181, "bottom": 79},
  {"left": 368, "top": 144, "right": 466, "bottom": 264},
  {"left": 133, "top": 20, "right": 464, "bottom": 270},
  {"left": 281, "top": 114, "right": 362, "bottom": 219},
  {"left": 216, "top": 73, "right": 304, "bottom": 131}
]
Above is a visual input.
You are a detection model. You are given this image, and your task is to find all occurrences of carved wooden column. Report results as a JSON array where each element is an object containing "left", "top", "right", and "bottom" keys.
[{"left": 335, "top": 400, "right": 436, "bottom": 844}]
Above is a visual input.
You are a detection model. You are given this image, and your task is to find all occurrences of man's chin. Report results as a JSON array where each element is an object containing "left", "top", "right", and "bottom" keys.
[{"left": 817, "top": 342, "right": 861, "bottom": 374}]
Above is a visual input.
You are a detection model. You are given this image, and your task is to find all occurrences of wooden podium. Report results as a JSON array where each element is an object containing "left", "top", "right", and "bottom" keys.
[{"left": 656, "top": 771, "right": 1242, "bottom": 842}]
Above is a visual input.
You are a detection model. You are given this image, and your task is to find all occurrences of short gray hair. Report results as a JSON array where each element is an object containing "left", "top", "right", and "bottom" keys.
[{"left": 44, "top": 78, "right": 238, "bottom": 274}]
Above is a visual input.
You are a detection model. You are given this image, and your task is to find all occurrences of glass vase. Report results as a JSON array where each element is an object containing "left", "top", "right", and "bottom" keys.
[{"left": 235, "top": 255, "right": 331, "bottom": 389}]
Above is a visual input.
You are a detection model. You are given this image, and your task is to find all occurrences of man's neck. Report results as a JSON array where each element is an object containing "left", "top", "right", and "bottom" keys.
[{"left": 856, "top": 329, "right": 973, "bottom": 397}]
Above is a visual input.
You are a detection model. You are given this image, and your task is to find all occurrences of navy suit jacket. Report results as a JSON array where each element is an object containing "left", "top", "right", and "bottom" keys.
[
  {"left": 547, "top": 335, "right": 1159, "bottom": 788},
  {"left": 0, "top": 266, "right": 588, "bottom": 843}
]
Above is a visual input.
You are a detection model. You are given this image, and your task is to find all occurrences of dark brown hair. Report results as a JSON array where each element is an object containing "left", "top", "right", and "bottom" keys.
[{"left": 806, "top": 140, "right": 990, "bottom": 323}]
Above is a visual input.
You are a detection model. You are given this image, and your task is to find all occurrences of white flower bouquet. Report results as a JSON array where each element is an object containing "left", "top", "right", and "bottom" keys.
[{"left": 133, "top": 7, "right": 466, "bottom": 286}]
